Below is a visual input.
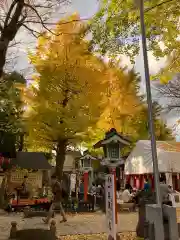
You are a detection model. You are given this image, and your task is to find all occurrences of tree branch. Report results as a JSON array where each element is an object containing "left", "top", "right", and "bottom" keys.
[
  {"left": 23, "top": 18, "right": 89, "bottom": 26},
  {"left": 22, "top": 23, "right": 40, "bottom": 38},
  {"left": 4, "top": 0, "right": 18, "bottom": 28},
  {"left": 2, "top": 0, "right": 25, "bottom": 41},
  {"left": 24, "top": 3, "right": 56, "bottom": 35},
  {"left": 144, "top": 0, "right": 175, "bottom": 14}
]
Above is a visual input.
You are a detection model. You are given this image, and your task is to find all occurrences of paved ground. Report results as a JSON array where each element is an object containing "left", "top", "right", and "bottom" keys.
[{"left": 0, "top": 211, "right": 138, "bottom": 239}]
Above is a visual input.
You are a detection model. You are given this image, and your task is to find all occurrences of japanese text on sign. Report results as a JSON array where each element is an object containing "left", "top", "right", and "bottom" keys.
[{"left": 105, "top": 174, "right": 116, "bottom": 240}]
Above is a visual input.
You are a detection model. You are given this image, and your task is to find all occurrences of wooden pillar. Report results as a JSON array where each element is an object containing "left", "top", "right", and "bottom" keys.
[
  {"left": 177, "top": 173, "right": 180, "bottom": 191},
  {"left": 110, "top": 167, "right": 118, "bottom": 225},
  {"left": 130, "top": 175, "right": 133, "bottom": 187},
  {"left": 140, "top": 175, "right": 144, "bottom": 189},
  {"left": 148, "top": 174, "right": 152, "bottom": 188},
  {"left": 126, "top": 174, "right": 130, "bottom": 184},
  {"left": 133, "top": 175, "right": 136, "bottom": 188},
  {"left": 175, "top": 175, "right": 178, "bottom": 191},
  {"left": 136, "top": 175, "right": 140, "bottom": 189},
  {"left": 84, "top": 171, "right": 88, "bottom": 201},
  {"left": 151, "top": 174, "right": 154, "bottom": 190}
]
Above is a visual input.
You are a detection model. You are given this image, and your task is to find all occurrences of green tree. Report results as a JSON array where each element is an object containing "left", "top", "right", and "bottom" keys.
[
  {"left": 154, "top": 43, "right": 180, "bottom": 83},
  {"left": 0, "top": 71, "right": 26, "bottom": 156},
  {"left": 91, "top": 0, "right": 179, "bottom": 64},
  {"left": 0, "top": 71, "right": 25, "bottom": 209}
]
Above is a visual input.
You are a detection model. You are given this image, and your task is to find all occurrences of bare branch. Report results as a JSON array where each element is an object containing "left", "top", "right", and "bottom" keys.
[
  {"left": 23, "top": 18, "right": 89, "bottom": 26},
  {"left": 22, "top": 23, "right": 41, "bottom": 38},
  {"left": 0, "top": 0, "right": 70, "bottom": 77},
  {"left": 24, "top": 3, "right": 56, "bottom": 35},
  {"left": 158, "top": 74, "right": 180, "bottom": 112}
]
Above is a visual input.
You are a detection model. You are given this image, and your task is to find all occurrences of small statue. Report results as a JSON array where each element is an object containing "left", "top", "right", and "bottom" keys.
[
  {"left": 50, "top": 220, "right": 56, "bottom": 237},
  {"left": 10, "top": 221, "right": 17, "bottom": 239}
]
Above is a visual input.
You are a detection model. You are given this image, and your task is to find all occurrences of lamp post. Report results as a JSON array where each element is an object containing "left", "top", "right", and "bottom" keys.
[
  {"left": 135, "top": 0, "right": 161, "bottom": 206},
  {"left": 80, "top": 152, "right": 96, "bottom": 202},
  {"left": 135, "top": 1, "right": 164, "bottom": 239}
]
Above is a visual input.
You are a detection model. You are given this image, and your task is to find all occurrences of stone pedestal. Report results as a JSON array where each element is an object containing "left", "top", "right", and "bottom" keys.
[
  {"left": 136, "top": 190, "right": 156, "bottom": 237},
  {"left": 163, "top": 204, "right": 179, "bottom": 240},
  {"left": 9, "top": 221, "right": 57, "bottom": 240},
  {"left": 146, "top": 204, "right": 164, "bottom": 240},
  {"left": 145, "top": 204, "right": 179, "bottom": 240}
]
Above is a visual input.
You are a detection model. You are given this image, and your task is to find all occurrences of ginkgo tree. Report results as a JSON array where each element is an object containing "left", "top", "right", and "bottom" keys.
[
  {"left": 26, "top": 14, "right": 173, "bottom": 179},
  {"left": 83, "top": 64, "right": 174, "bottom": 154},
  {"left": 26, "top": 14, "right": 109, "bottom": 180}
]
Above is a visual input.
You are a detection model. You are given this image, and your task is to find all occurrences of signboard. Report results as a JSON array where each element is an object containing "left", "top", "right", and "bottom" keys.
[
  {"left": 105, "top": 174, "right": 116, "bottom": 240},
  {"left": 11, "top": 171, "right": 42, "bottom": 188},
  {"left": 70, "top": 173, "right": 76, "bottom": 192}
]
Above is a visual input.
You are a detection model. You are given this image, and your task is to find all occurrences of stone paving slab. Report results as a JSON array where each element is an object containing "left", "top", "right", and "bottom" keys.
[{"left": 0, "top": 212, "right": 138, "bottom": 240}]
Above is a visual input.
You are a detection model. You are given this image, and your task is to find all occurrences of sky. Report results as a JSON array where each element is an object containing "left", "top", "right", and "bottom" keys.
[{"left": 7, "top": 0, "right": 178, "bottom": 138}]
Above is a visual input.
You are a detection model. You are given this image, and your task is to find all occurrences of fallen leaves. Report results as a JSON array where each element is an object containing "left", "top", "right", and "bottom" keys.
[{"left": 61, "top": 232, "right": 137, "bottom": 240}]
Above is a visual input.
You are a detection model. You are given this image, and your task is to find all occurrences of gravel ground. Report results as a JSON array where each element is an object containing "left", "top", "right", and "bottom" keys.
[{"left": 0, "top": 211, "right": 138, "bottom": 239}]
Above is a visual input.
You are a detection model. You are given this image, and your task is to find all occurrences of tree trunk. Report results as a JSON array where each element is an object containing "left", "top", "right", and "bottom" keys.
[
  {"left": 0, "top": 39, "right": 9, "bottom": 78},
  {"left": 0, "top": 0, "right": 25, "bottom": 78},
  {"left": 0, "top": 176, "right": 6, "bottom": 209},
  {"left": 55, "top": 139, "right": 67, "bottom": 181},
  {"left": 0, "top": 171, "right": 10, "bottom": 209},
  {"left": 18, "top": 133, "right": 24, "bottom": 151}
]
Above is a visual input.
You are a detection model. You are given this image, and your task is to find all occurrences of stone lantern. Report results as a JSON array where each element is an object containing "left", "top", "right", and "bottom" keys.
[
  {"left": 80, "top": 151, "right": 96, "bottom": 201},
  {"left": 94, "top": 128, "right": 130, "bottom": 169},
  {"left": 94, "top": 128, "right": 130, "bottom": 238}
]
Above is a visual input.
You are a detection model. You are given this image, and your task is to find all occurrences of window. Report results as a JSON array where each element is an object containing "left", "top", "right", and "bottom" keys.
[
  {"left": 108, "top": 144, "right": 120, "bottom": 159},
  {"left": 83, "top": 159, "right": 91, "bottom": 168}
]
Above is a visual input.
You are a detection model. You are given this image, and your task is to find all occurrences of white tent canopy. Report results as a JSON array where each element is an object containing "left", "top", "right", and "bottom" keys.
[{"left": 124, "top": 140, "right": 180, "bottom": 175}]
